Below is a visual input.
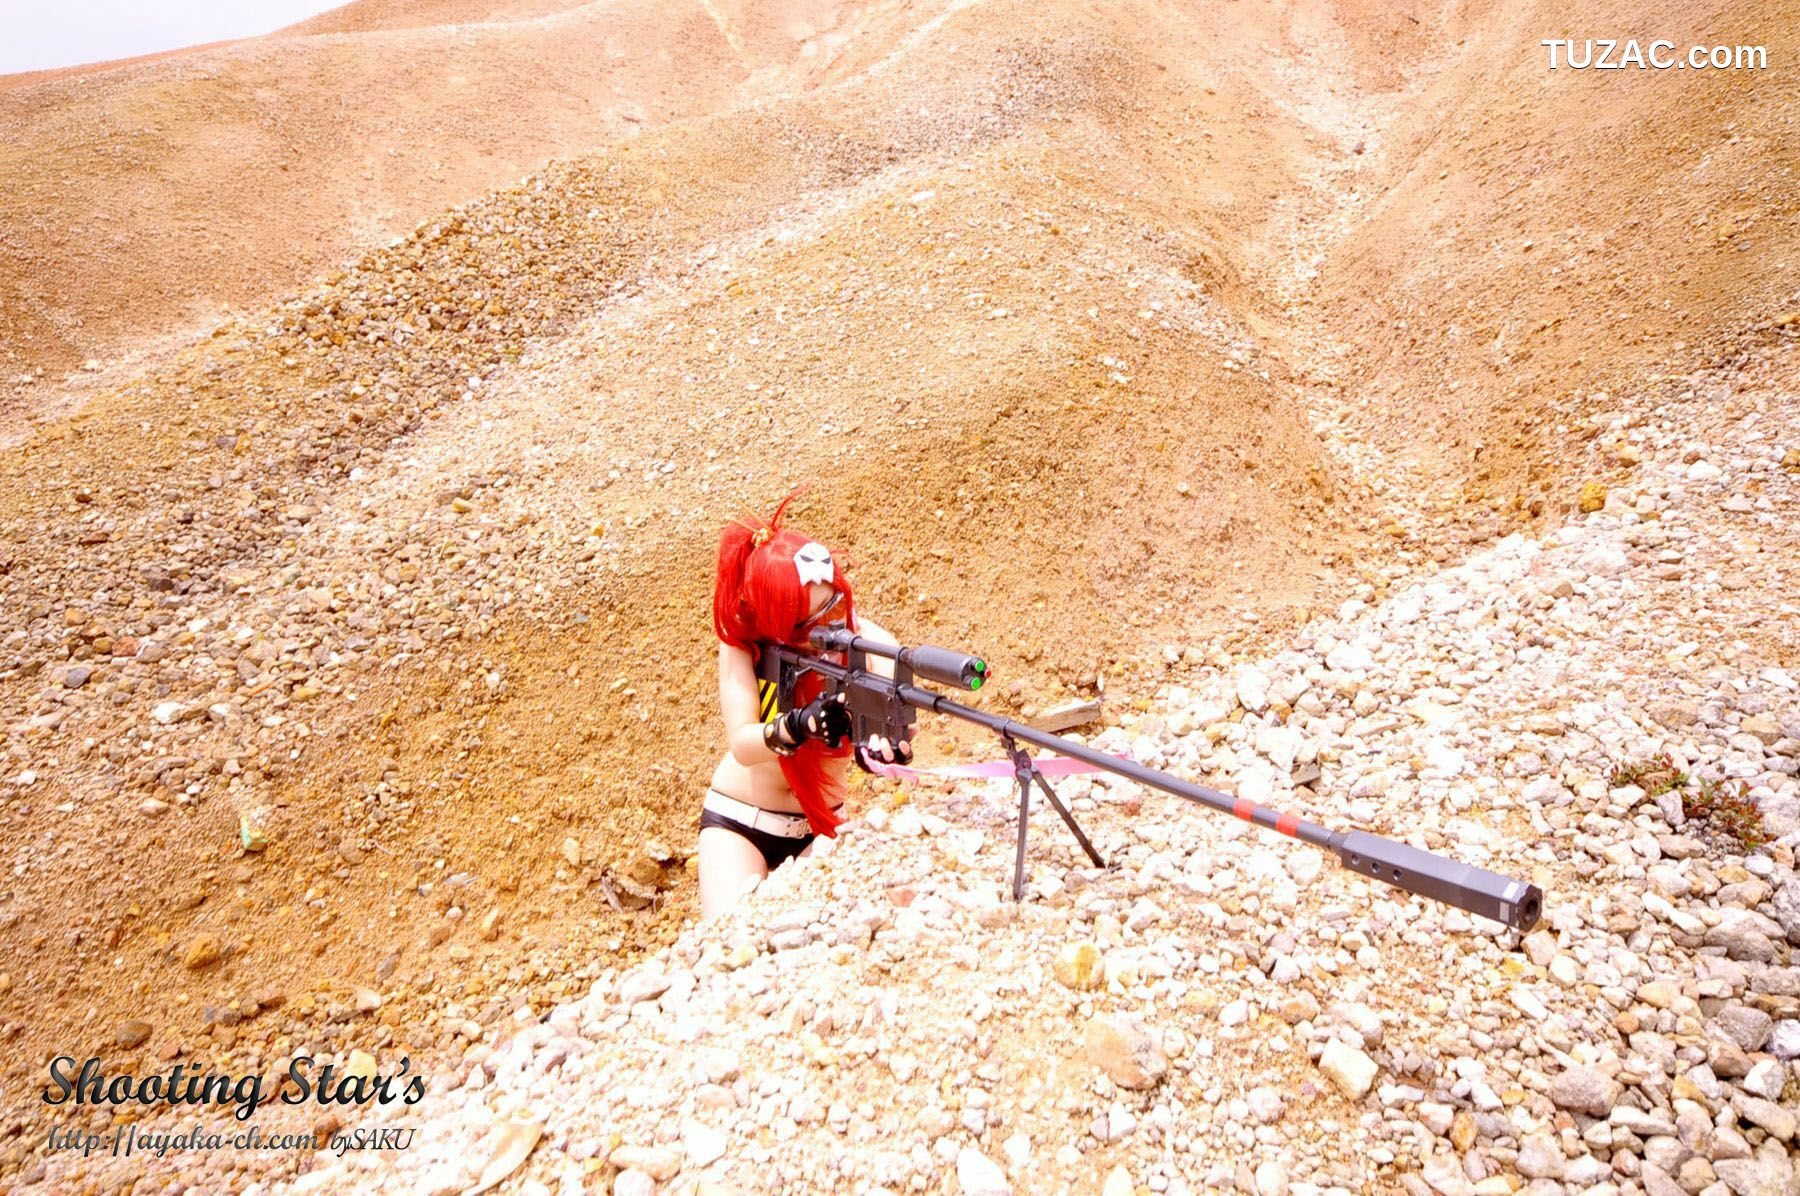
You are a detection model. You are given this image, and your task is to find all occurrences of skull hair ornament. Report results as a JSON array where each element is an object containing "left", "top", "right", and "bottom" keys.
[{"left": 793, "top": 541, "right": 834, "bottom": 587}]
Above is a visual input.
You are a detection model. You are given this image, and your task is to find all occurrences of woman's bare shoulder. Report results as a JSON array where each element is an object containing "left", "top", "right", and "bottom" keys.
[{"left": 718, "top": 639, "right": 757, "bottom": 680}]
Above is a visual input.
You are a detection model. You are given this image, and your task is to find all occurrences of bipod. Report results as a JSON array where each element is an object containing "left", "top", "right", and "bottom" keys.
[{"left": 1002, "top": 729, "right": 1107, "bottom": 902}]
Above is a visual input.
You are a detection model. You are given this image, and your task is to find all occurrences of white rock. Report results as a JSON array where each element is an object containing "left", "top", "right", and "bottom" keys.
[
  {"left": 609, "top": 1145, "right": 680, "bottom": 1181},
  {"left": 1317, "top": 1039, "right": 1378, "bottom": 1099},
  {"left": 1245, "top": 1086, "right": 1285, "bottom": 1124},
  {"left": 1235, "top": 765, "right": 1277, "bottom": 804},
  {"left": 1236, "top": 666, "right": 1271, "bottom": 712},
  {"left": 956, "top": 1147, "right": 1011, "bottom": 1196},
  {"left": 612, "top": 1169, "right": 656, "bottom": 1196},
  {"left": 1578, "top": 544, "right": 1628, "bottom": 577},
  {"left": 1768, "top": 1021, "right": 1800, "bottom": 1060},
  {"left": 1742, "top": 1058, "right": 1784, "bottom": 1100},
  {"left": 1418, "top": 1101, "right": 1455, "bottom": 1136},
  {"left": 1255, "top": 724, "right": 1300, "bottom": 772},
  {"left": 616, "top": 969, "right": 672, "bottom": 1006},
  {"left": 1685, "top": 460, "right": 1722, "bottom": 481},
  {"left": 1405, "top": 698, "right": 1459, "bottom": 729},
  {"left": 1758, "top": 666, "right": 1796, "bottom": 692},
  {"left": 682, "top": 1119, "right": 726, "bottom": 1169},
  {"left": 1509, "top": 986, "right": 1551, "bottom": 1020},
  {"left": 1188, "top": 700, "right": 1231, "bottom": 729},
  {"left": 1522, "top": 776, "right": 1568, "bottom": 805},
  {"left": 1423, "top": 741, "right": 1466, "bottom": 775},
  {"left": 1422, "top": 1151, "right": 1473, "bottom": 1196},
  {"left": 1516, "top": 1133, "right": 1564, "bottom": 1179}
]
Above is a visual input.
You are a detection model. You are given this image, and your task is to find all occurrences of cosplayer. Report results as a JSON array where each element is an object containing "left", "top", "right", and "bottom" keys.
[{"left": 702, "top": 494, "right": 913, "bottom": 919}]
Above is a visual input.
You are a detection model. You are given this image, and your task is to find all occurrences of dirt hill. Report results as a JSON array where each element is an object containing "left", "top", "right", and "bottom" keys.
[
  {"left": 0, "top": 0, "right": 943, "bottom": 410},
  {"left": 0, "top": 0, "right": 1794, "bottom": 1190},
  {"left": 1315, "top": 0, "right": 1799, "bottom": 500}
]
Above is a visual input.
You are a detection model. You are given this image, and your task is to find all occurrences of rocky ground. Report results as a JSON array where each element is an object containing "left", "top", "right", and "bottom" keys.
[
  {"left": 28, "top": 337, "right": 1794, "bottom": 1194},
  {"left": 3, "top": 1, "right": 1796, "bottom": 1193}
]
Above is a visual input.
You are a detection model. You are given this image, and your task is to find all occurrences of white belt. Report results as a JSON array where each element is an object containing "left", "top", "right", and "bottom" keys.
[{"left": 704, "top": 789, "right": 836, "bottom": 839}]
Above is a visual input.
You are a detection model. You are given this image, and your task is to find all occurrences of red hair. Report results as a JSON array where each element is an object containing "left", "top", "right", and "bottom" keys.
[{"left": 714, "top": 491, "right": 856, "bottom": 836}]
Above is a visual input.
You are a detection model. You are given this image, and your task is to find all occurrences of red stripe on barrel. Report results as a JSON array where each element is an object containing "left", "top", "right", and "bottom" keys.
[
  {"left": 1275, "top": 811, "right": 1299, "bottom": 837},
  {"left": 1232, "top": 798, "right": 1255, "bottom": 822}
]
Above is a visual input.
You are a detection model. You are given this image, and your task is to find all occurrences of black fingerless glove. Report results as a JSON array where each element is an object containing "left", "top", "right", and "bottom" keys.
[{"left": 781, "top": 692, "right": 851, "bottom": 749}]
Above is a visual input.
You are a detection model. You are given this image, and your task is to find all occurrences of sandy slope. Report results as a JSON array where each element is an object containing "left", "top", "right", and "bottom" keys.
[
  {"left": 0, "top": 0, "right": 935, "bottom": 401},
  {"left": 1317, "top": 0, "right": 1799, "bottom": 496},
  {"left": 0, "top": 0, "right": 1794, "bottom": 1189}
]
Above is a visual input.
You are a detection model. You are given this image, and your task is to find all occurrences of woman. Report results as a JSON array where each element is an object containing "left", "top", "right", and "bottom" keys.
[{"left": 701, "top": 495, "right": 913, "bottom": 919}]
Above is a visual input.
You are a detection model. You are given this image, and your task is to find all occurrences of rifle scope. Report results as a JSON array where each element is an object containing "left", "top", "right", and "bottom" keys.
[{"left": 810, "top": 627, "right": 987, "bottom": 690}]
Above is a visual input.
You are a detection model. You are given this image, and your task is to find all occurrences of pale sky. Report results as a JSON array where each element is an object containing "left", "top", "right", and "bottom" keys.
[{"left": 1, "top": 1, "right": 348, "bottom": 76}]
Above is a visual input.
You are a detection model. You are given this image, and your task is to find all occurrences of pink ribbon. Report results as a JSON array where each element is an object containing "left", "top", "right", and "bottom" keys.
[{"left": 866, "top": 752, "right": 1132, "bottom": 782}]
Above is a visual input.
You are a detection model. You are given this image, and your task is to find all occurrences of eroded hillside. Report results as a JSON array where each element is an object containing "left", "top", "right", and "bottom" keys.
[{"left": 0, "top": 0, "right": 1793, "bottom": 1189}]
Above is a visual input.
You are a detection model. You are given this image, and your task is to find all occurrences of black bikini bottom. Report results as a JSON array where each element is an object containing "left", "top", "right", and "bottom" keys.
[{"left": 698, "top": 806, "right": 815, "bottom": 870}]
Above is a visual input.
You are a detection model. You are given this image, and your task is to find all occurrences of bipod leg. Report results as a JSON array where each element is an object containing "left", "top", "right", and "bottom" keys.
[
  {"left": 1030, "top": 770, "right": 1106, "bottom": 869},
  {"left": 1003, "top": 732, "right": 1035, "bottom": 903}
]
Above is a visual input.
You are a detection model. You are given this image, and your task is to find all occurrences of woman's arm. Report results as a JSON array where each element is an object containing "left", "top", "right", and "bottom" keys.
[{"left": 719, "top": 641, "right": 789, "bottom": 766}]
